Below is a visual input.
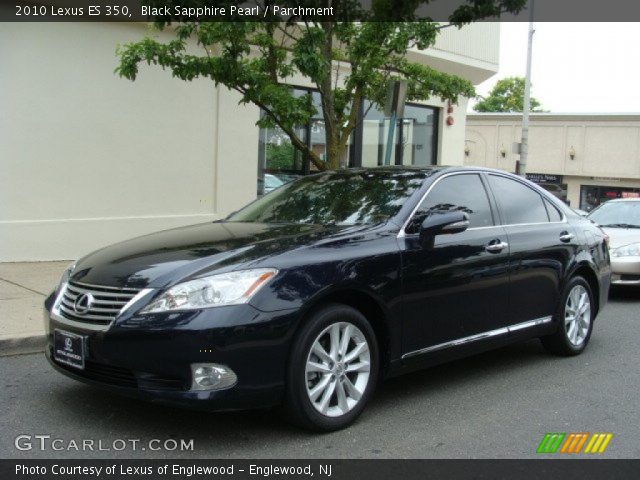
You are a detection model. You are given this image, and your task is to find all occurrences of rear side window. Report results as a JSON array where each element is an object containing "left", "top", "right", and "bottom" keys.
[
  {"left": 488, "top": 175, "right": 549, "bottom": 225},
  {"left": 544, "top": 198, "right": 563, "bottom": 222},
  {"left": 406, "top": 174, "right": 494, "bottom": 233}
]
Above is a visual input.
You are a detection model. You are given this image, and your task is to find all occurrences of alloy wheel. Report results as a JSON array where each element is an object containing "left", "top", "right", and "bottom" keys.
[
  {"left": 565, "top": 284, "right": 591, "bottom": 347},
  {"left": 305, "top": 321, "right": 371, "bottom": 417}
]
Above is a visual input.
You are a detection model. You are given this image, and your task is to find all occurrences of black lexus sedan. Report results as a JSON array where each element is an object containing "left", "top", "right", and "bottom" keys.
[{"left": 44, "top": 167, "right": 611, "bottom": 431}]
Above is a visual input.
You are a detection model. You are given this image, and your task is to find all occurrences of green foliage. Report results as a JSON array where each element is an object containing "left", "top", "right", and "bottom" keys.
[
  {"left": 474, "top": 76, "right": 545, "bottom": 113},
  {"left": 117, "top": 0, "right": 527, "bottom": 169},
  {"left": 266, "top": 142, "right": 296, "bottom": 171}
]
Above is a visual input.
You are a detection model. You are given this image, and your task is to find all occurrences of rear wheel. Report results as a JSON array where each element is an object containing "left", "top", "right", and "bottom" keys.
[
  {"left": 541, "top": 276, "right": 594, "bottom": 356},
  {"left": 284, "top": 304, "right": 378, "bottom": 431}
]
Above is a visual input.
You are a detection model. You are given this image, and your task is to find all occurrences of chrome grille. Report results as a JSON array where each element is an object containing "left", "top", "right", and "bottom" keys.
[{"left": 57, "top": 281, "right": 142, "bottom": 327}]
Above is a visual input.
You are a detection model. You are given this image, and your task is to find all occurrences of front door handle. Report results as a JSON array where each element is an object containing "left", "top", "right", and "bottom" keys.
[
  {"left": 485, "top": 240, "right": 508, "bottom": 253},
  {"left": 559, "top": 232, "right": 575, "bottom": 243}
]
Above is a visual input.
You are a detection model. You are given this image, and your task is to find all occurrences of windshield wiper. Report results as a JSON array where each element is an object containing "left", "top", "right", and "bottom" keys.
[{"left": 599, "top": 223, "right": 640, "bottom": 229}]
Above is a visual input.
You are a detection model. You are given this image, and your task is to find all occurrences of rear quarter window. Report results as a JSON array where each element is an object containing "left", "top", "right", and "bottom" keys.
[
  {"left": 488, "top": 175, "right": 549, "bottom": 225},
  {"left": 544, "top": 198, "right": 564, "bottom": 222}
]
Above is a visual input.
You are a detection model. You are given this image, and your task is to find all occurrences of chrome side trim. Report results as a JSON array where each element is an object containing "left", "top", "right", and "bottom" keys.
[
  {"left": 507, "top": 316, "right": 553, "bottom": 332},
  {"left": 402, "top": 327, "right": 509, "bottom": 359},
  {"left": 401, "top": 316, "right": 553, "bottom": 360},
  {"left": 611, "top": 278, "right": 640, "bottom": 285}
]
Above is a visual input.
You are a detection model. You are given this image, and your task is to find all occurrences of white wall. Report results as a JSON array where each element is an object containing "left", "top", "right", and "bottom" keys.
[
  {"left": 410, "top": 22, "right": 500, "bottom": 85},
  {"left": 465, "top": 114, "right": 640, "bottom": 178},
  {"left": 438, "top": 97, "right": 469, "bottom": 167},
  {"left": 465, "top": 113, "right": 640, "bottom": 208},
  {"left": 1, "top": 20, "right": 493, "bottom": 262},
  {"left": 433, "top": 22, "right": 500, "bottom": 66},
  {"left": 0, "top": 22, "right": 258, "bottom": 261}
]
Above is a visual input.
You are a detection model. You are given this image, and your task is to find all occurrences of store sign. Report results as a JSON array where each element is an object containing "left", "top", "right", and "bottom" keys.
[
  {"left": 526, "top": 173, "right": 563, "bottom": 184},
  {"left": 622, "top": 191, "right": 640, "bottom": 198},
  {"left": 592, "top": 177, "right": 621, "bottom": 183}
]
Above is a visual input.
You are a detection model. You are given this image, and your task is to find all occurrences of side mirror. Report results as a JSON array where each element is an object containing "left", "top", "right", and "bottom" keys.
[{"left": 419, "top": 211, "right": 470, "bottom": 247}]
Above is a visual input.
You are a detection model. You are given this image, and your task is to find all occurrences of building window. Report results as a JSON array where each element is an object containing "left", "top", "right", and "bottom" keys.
[
  {"left": 258, "top": 124, "right": 306, "bottom": 195},
  {"left": 580, "top": 185, "right": 640, "bottom": 211},
  {"left": 258, "top": 87, "right": 349, "bottom": 195},
  {"left": 361, "top": 101, "right": 438, "bottom": 168},
  {"left": 258, "top": 89, "right": 439, "bottom": 195}
]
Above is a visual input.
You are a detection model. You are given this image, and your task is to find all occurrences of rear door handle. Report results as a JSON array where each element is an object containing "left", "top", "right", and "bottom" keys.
[
  {"left": 559, "top": 232, "right": 575, "bottom": 243},
  {"left": 485, "top": 240, "right": 508, "bottom": 253}
]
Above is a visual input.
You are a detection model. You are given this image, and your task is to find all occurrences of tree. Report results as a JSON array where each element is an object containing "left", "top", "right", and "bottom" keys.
[
  {"left": 474, "top": 76, "right": 545, "bottom": 113},
  {"left": 117, "top": 0, "right": 527, "bottom": 170},
  {"left": 266, "top": 141, "right": 297, "bottom": 170}
]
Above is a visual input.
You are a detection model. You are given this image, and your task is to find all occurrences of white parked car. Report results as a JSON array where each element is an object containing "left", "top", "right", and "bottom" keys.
[
  {"left": 588, "top": 199, "right": 640, "bottom": 285},
  {"left": 263, "top": 173, "right": 285, "bottom": 193}
]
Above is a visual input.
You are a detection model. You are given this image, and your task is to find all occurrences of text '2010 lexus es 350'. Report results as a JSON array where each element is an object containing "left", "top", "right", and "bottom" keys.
[{"left": 45, "top": 167, "right": 611, "bottom": 431}]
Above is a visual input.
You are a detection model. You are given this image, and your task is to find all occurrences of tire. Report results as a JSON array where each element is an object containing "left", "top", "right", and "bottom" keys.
[
  {"left": 284, "top": 304, "right": 379, "bottom": 431},
  {"left": 541, "top": 276, "right": 595, "bottom": 356}
]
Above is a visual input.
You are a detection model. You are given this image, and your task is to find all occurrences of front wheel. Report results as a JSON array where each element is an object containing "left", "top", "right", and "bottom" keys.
[
  {"left": 541, "top": 276, "right": 594, "bottom": 356},
  {"left": 284, "top": 304, "right": 379, "bottom": 431}
]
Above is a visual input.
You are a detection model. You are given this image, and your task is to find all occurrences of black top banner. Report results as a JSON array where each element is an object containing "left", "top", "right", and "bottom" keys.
[{"left": 3, "top": 0, "right": 640, "bottom": 22}]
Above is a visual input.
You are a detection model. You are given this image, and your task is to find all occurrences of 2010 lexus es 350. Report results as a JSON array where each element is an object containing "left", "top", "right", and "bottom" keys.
[{"left": 45, "top": 167, "right": 611, "bottom": 431}]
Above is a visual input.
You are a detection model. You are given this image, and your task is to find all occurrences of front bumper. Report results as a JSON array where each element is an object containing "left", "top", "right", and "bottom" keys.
[
  {"left": 44, "top": 300, "right": 299, "bottom": 411},
  {"left": 610, "top": 257, "right": 640, "bottom": 285}
]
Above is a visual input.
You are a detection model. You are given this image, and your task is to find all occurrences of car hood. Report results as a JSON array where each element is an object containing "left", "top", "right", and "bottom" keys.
[
  {"left": 601, "top": 227, "right": 640, "bottom": 250},
  {"left": 70, "top": 221, "right": 358, "bottom": 289}
]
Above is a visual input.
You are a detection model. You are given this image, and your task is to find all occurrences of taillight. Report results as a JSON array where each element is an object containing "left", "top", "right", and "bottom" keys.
[{"left": 603, "top": 233, "right": 610, "bottom": 247}]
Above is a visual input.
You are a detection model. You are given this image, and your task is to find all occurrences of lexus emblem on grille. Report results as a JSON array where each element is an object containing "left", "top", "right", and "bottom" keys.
[{"left": 73, "top": 293, "right": 94, "bottom": 315}]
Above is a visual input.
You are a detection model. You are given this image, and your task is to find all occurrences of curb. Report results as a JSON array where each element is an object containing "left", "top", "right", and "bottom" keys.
[{"left": 0, "top": 334, "right": 46, "bottom": 357}]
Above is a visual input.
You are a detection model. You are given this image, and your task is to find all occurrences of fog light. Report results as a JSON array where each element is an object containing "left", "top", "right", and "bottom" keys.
[{"left": 190, "top": 363, "right": 237, "bottom": 391}]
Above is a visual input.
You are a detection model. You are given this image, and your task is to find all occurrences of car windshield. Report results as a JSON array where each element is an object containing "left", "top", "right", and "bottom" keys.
[
  {"left": 588, "top": 201, "right": 640, "bottom": 228},
  {"left": 227, "top": 170, "right": 429, "bottom": 226},
  {"left": 264, "top": 174, "right": 284, "bottom": 189}
]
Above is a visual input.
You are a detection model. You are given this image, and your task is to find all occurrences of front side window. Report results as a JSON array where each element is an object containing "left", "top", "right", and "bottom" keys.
[
  {"left": 229, "top": 170, "right": 427, "bottom": 226},
  {"left": 406, "top": 174, "right": 494, "bottom": 234}
]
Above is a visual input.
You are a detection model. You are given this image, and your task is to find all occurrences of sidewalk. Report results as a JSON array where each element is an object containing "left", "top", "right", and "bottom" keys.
[{"left": 0, "top": 261, "right": 69, "bottom": 355}]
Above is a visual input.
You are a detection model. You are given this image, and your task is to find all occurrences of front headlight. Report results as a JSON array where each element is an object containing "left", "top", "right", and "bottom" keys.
[
  {"left": 611, "top": 243, "right": 640, "bottom": 257},
  {"left": 139, "top": 268, "right": 278, "bottom": 314}
]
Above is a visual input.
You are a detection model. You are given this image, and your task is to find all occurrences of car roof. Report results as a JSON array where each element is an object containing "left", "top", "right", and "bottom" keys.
[{"left": 319, "top": 165, "right": 519, "bottom": 177}]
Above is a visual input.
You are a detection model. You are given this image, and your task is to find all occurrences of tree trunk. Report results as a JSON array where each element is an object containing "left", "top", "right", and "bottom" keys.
[{"left": 325, "top": 123, "right": 349, "bottom": 170}]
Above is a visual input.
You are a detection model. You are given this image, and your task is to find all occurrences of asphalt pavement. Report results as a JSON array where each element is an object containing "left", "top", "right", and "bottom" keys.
[{"left": 2, "top": 287, "right": 639, "bottom": 459}]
